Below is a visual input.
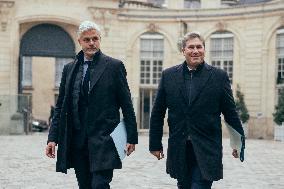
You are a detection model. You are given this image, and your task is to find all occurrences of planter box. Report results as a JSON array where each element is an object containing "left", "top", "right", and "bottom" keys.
[{"left": 274, "top": 123, "right": 284, "bottom": 141}]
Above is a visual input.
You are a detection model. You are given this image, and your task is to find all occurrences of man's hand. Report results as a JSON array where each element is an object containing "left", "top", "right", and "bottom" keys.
[
  {"left": 150, "top": 150, "right": 164, "bottom": 160},
  {"left": 46, "top": 142, "right": 57, "bottom": 158},
  {"left": 126, "top": 143, "right": 135, "bottom": 156},
  {"left": 232, "top": 149, "right": 239, "bottom": 158}
]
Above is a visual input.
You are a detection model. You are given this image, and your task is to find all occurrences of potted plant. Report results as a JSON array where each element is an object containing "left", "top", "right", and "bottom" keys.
[
  {"left": 273, "top": 89, "right": 284, "bottom": 141},
  {"left": 235, "top": 85, "right": 250, "bottom": 137}
]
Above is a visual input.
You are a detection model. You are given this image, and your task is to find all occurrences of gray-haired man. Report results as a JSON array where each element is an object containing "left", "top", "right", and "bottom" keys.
[{"left": 46, "top": 20, "right": 138, "bottom": 189}]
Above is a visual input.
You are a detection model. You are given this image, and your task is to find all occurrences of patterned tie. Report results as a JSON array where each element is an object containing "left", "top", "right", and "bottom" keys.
[{"left": 82, "top": 61, "right": 92, "bottom": 96}]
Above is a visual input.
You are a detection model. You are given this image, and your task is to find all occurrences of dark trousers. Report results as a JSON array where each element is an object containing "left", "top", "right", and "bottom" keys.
[
  {"left": 71, "top": 143, "right": 113, "bottom": 189},
  {"left": 177, "top": 141, "right": 213, "bottom": 189}
]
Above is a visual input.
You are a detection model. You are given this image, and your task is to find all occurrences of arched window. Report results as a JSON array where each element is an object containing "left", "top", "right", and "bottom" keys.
[
  {"left": 19, "top": 23, "right": 75, "bottom": 120},
  {"left": 139, "top": 33, "right": 164, "bottom": 129},
  {"left": 276, "top": 28, "right": 284, "bottom": 84},
  {"left": 276, "top": 27, "right": 284, "bottom": 97},
  {"left": 210, "top": 31, "right": 234, "bottom": 83},
  {"left": 20, "top": 24, "right": 75, "bottom": 89}
]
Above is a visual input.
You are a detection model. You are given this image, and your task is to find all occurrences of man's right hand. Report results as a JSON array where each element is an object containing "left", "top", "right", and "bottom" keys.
[
  {"left": 46, "top": 142, "right": 57, "bottom": 158},
  {"left": 150, "top": 150, "right": 164, "bottom": 160}
]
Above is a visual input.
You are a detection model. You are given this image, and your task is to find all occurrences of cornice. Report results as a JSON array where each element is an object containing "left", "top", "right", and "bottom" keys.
[{"left": 117, "top": 1, "right": 284, "bottom": 21}]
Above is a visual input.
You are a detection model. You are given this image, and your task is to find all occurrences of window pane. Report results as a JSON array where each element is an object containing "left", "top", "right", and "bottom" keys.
[
  {"left": 210, "top": 33, "right": 234, "bottom": 83},
  {"left": 141, "top": 39, "right": 151, "bottom": 51},
  {"left": 140, "top": 34, "right": 164, "bottom": 85},
  {"left": 277, "top": 32, "right": 284, "bottom": 84},
  {"left": 21, "top": 56, "right": 32, "bottom": 87},
  {"left": 55, "top": 58, "right": 73, "bottom": 87}
]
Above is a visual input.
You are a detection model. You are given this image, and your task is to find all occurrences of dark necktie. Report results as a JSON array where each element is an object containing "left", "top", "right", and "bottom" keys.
[{"left": 82, "top": 61, "right": 92, "bottom": 96}]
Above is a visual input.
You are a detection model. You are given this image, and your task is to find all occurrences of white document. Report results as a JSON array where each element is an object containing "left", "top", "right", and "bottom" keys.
[
  {"left": 110, "top": 121, "right": 127, "bottom": 160},
  {"left": 225, "top": 122, "right": 245, "bottom": 162}
]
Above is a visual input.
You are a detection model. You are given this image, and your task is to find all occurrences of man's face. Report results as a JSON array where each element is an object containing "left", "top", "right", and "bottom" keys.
[
  {"left": 78, "top": 29, "right": 101, "bottom": 59},
  {"left": 182, "top": 37, "right": 205, "bottom": 69}
]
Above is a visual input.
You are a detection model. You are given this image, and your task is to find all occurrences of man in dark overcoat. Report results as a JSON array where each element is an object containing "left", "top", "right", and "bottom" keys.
[
  {"left": 45, "top": 20, "right": 138, "bottom": 189},
  {"left": 149, "top": 32, "right": 245, "bottom": 189}
]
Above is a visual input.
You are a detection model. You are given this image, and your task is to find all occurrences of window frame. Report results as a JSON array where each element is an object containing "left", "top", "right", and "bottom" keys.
[
  {"left": 210, "top": 32, "right": 234, "bottom": 83},
  {"left": 55, "top": 57, "right": 73, "bottom": 88},
  {"left": 139, "top": 34, "right": 164, "bottom": 87},
  {"left": 21, "top": 56, "right": 33, "bottom": 88},
  {"left": 276, "top": 29, "right": 284, "bottom": 85}
]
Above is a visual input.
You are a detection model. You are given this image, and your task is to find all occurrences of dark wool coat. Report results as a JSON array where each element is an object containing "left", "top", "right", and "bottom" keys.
[
  {"left": 149, "top": 62, "right": 245, "bottom": 181},
  {"left": 48, "top": 51, "right": 138, "bottom": 173}
]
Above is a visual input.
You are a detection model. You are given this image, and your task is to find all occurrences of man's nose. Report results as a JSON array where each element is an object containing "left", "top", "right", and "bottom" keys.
[
  {"left": 192, "top": 47, "right": 199, "bottom": 53},
  {"left": 89, "top": 40, "right": 95, "bottom": 45}
]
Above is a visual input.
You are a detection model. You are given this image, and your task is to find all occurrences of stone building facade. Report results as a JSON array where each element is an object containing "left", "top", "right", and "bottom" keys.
[{"left": 0, "top": 0, "right": 283, "bottom": 138}]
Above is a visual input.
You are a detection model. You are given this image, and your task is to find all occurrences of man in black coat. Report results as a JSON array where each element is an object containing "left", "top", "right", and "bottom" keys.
[
  {"left": 45, "top": 20, "right": 138, "bottom": 189},
  {"left": 149, "top": 32, "right": 245, "bottom": 189}
]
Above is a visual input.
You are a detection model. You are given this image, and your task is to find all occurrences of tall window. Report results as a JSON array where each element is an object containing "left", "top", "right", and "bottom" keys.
[
  {"left": 184, "top": 0, "right": 201, "bottom": 9},
  {"left": 55, "top": 58, "right": 73, "bottom": 87},
  {"left": 277, "top": 28, "right": 284, "bottom": 85},
  {"left": 139, "top": 33, "right": 164, "bottom": 129},
  {"left": 140, "top": 34, "right": 164, "bottom": 85},
  {"left": 21, "top": 56, "right": 32, "bottom": 87},
  {"left": 210, "top": 32, "right": 234, "bottom": 83},
  {"left": 276, "top": 28, "right": 284, "bottom": 99}
]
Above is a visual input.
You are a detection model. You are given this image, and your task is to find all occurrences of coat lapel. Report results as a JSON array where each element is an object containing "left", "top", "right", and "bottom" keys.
[
  {"left": 190, "top": 63, "right": 213, "bottom": 105},
  {"left": 172, "top": 64, "right": 189, "bottom": 113},
  {"left": 89, "top": 53, "right": 108, "bottom": 92},
  {"left": 64, "top": 59, "right": 78, "bottom": 96}
]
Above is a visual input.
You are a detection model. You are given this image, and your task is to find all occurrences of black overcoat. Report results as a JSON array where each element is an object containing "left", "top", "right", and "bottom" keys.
[
  {"left": 48, "top": 51, "right": 138, "bottom": 173},
  {"left": 149, "top": 62, "right": 244, "bottom": 181}
]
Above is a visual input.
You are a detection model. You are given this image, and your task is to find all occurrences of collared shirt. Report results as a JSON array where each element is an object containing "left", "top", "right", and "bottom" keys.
[
  {"left": 82, "top": 50, "right": 101, "bottom": 81},
  {"left": 187, "top": 66, "right": 195, "bottom": 72}
]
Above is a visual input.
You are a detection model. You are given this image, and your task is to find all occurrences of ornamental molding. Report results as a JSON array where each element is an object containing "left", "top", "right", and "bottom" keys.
[
  {"left": 215, "top": 21, "right": 227, "bottom": 31},
  {"left": 0, "top": 1, "right": 15, "bottom": 32},
  {"left": 147, "top": 23, "right": 159, "bottom": 32},
  {"left": 88, "top": 7, "right": 119, "bottom": 37}
]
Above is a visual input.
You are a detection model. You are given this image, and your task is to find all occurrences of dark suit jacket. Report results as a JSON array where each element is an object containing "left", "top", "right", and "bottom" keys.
[
  {"left": 149, "top": 62, "right": 244, "bottom": 181},
  {"left": 48, "top": 50, "right": 138, "bottom": 173}
]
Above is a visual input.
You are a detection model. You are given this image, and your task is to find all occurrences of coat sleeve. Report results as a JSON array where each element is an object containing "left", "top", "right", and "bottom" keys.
[
  {"left": 220, "top": 72, "right": 245, "bottom": 162},
  {"left": 47, "top": 64, "right": 68, "bottom": 144},
  {"left": 116, "top": 62, "right": 138, "bottom": 144},
  {"left": 149, "top": 71, "right": 167, "bottom": 151}
]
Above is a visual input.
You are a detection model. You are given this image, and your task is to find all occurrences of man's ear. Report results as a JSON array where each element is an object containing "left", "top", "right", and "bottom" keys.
[{"left": 181, "top": 48, "right": 185, "bottom": 54}]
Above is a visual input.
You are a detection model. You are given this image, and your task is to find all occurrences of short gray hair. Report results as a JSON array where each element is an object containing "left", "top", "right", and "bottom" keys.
[
  {"left": 182, "top": 31, "right": 205, "bottom": 49},
  {"left": 77, "top": 20, "right": 101, "bottom": 37}
]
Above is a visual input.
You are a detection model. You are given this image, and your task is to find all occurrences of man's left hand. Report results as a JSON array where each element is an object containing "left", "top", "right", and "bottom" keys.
[
  {"left": 232, "top": 149, "right": 239, "bottom": 158},
  {"left": 126, "top": 143, "right": 135, "bottom": 156}
]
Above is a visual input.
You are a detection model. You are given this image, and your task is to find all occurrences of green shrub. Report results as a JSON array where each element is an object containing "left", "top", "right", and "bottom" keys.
[
  {"left": 273, "top": 90, "right": 284, "bottom": 126},
  {"left": 235, "top": 85, "right": 250, "bottom": 124}
]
